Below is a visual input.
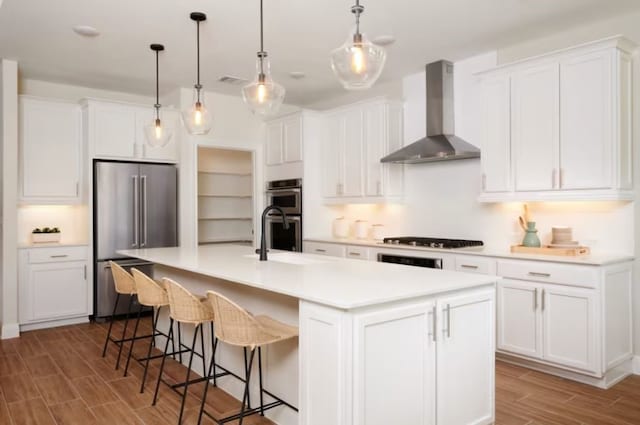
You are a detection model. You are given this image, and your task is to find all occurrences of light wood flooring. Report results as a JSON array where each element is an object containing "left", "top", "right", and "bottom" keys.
[{"left": 0, "top": 321, "right": 639, "bottom": 424}]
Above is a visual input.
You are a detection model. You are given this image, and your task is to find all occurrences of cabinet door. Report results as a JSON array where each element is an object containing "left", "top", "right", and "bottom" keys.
[
  {"left": 385, "top": 104, "right": 404, "bottom": 197},
  {"left": 28, "top": 261, "right": 88, "bottom": 321},
  {"left": 20, "top": 98, "right": 82, "bottom": 201},
  {"left": 283, "top": 116, "right": 303, "bottom": 163},
  {"left": 496, "top": 279, "right": 543, "bottom": 359},
  {"left": 266, "top": 122, "right": 284, "bottom": 165},
  {"left": 480, "top": 75, "right": 511, "bottom": 193},
  {"left": 512, "top": 63, "right": 559, "bottom": 191},
  {"left": 542, "top": 285, "right": 599, "bottom": 373},
  {"left": 92, "top": 102, "right": 136, "bottom": 158},
  {"left": 303, "top": 241, "right": 346, "bottom": 257},
  {"left": 323, "top": 114, "right": 343, "bottom": 197},
  {"left": 342, "top": 108, "right": 364, "bottom": 197},
  {"left": 354, "top": 302, "right": 436, "bottom": 425},
  {"left": 364, "top": 103, "right": 386, "bottom": 197},
  {"left": 140, "top": 108, "right": 180, "bottom": 163},
  {"left": 560, "top": 50, "right": 613, "bottom": 190},
  {"left": 436, "top": 290, "right": 494, "bottom": 425}
]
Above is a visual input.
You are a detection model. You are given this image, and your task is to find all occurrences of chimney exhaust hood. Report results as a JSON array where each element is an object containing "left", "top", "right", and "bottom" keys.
[{"left": 381, "top": 60, "right": 480, "bottom": 164}]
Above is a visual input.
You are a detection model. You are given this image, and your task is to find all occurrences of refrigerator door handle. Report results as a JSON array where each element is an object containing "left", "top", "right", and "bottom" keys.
[
  {"left": 141, "top": 175, "right": 148, "bottom": 247},
  {"left": 132, "top": 175, "right": 139, "bottom": 248}
]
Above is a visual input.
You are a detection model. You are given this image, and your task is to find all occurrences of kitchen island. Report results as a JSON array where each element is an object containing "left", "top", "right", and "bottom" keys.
[{"left": 119, "top": 244, "right": 497, "bottom": 425}]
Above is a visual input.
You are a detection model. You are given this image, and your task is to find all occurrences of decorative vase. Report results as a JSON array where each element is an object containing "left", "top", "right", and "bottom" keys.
[{"left": 522, "top": 222, "right": 541, "bottom": 247}]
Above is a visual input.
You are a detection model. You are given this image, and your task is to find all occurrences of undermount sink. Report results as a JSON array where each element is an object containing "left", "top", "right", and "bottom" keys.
[{"left": 244, "top": 252, "right": 328, "bottom": 265}]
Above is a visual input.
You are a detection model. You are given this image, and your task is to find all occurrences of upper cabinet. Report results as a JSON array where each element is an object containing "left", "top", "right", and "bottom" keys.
[
  {"left": 322, "top": 99, "right": 404, "bottom": 203},
  {"left": 20, "top": 96, "right": 83, "bottom": 204},
  {"left": 478, "top": 37, "right": 635, "bottom": 202},
  {"left": 84, "top": 99, "right": 179, "bottom": 163},
  {"left": 265, "top": 113, "right": 303, "bottom": 165}
]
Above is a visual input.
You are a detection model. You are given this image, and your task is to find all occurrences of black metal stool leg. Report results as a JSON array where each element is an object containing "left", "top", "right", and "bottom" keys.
[
  {"left": 116, "top": 295, "right": 135, "bottom": 370},
  {"left": 243, "top": 347, "right": 252, "bottom": 409},
  {"left": 123, "top": 303, "right": 143, "bottom": 377},
  {"left": 210, "top": 322, "right": 217, "bottom": 387},
  {"left": 140, "top": 306, "right": 161, "bottom": 393},
  {"left": 239, "top": 348, "right": 256, "bottom": 425},
  {"left": 199, "top": 322, "right": 206, "bottom": 376},
  {"left": 102, "top": 293, "right": 120, "bottom": 357},
  {"left": 177, "top": 322, "right": 183, "bottom": 363},
  {"left": 258, "top": 346, "right": 265, "bottom": 416},
  {"left": 152, "top": 318, "right": 174, "bottom": 406},
  {"left": 178, "top": 324, "right": 200, "bottom": 425}
]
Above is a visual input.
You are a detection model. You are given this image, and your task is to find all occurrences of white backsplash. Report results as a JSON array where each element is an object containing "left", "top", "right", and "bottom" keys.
[{"left": 18, "top": 205, "right": 89, "bottom": 245}]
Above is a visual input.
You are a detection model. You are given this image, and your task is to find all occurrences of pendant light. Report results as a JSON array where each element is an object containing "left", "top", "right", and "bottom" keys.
[
  {"left": 330, "top": 0, "right": 387, "bottom": 90},
  {"left": 182, "top": 12, "right": 213, "bottom": 135},
  {"left": 241, "top": 0, "right": 285, "bottom": 117},
  {"left": 144, "top": 44, "right": 173, "bottom": 147}
]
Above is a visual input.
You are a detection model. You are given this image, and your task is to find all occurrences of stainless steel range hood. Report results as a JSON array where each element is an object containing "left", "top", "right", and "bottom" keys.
[{"left": 381, "top": 60, "right": 480, "bottom": 164}]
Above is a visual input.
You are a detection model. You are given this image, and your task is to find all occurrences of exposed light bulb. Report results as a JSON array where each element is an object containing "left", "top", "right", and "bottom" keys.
[
  {"left": 351, "top": 45, "right": 366, "bottom": 74},
  {"left": 257, "top": 83, "right": 267, "bottom": 104},
  {"left": 194, "top": 104, "right": 203, "bottom": 126},
  {"left": 154, "top": 120, "right": 163, "bottom": 140}
]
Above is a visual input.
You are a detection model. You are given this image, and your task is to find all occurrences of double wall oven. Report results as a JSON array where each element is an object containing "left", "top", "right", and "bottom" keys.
[{"left": 266, "top": 179, "right": 302, "bottom": 252}]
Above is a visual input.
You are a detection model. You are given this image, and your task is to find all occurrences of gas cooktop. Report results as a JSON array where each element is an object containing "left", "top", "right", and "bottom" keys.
[{"left": 382, "top": 237, "right": 484, "bottom": 249}]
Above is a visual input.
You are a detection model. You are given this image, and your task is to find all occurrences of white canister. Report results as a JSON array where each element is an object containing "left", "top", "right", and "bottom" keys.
[
  {"left": 354, "top": 220, "right": 369, "bottom": 239},
  {"left": 371, "top": 224, "right": 385, "bottom": 241},
  {"left": 333, "top": 217, "right": 349, "bottom": 239}
]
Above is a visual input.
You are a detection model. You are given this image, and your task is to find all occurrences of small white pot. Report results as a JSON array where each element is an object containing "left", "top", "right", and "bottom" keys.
[{"left": 31, "top": 233, "right": 61, "bottom": 244}]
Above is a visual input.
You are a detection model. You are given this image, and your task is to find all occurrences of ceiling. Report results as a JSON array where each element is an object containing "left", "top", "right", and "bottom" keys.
[{"left": 1, "top": 0, "right": 639, "bottom": 107}]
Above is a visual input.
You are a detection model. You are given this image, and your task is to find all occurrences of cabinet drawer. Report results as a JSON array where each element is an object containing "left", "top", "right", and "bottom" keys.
[
  {"left": 455, "top": 256, "right": 496, "bottom": 275},
  {"left": 304, "top": 241, "right": 346, "bottom": 258},
  {"left": 28, "top": 246, "right": 88, "bottom": 264},
  {"left": 346, "top": 245, "right": 370, "bottom": 261},
  {"left": 497, "top": 260, "right": 599, "bottom": 288}
]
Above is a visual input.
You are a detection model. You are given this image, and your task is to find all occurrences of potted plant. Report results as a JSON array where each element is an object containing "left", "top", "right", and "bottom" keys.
[{"left": 31, "top": 227, "right": 61, "bottom": 244}]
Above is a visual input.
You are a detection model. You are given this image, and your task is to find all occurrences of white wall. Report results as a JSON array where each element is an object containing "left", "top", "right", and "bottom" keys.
[{"left": 1, "top": 59, "right": 19, "bottom": 339}]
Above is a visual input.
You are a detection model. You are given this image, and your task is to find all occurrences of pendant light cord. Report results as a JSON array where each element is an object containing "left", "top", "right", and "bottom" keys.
[
  {"left": 258, "top": 0, "right": 265, "bottom": 76},
  {"left": 155, "top": 49, "right": 160, "bottom": 120},
  {"left": 196, "top": 20, "right": 202, "bottom": 103},
  {"left": 352, "top": 0, "right": 363, "bottom": 36}
]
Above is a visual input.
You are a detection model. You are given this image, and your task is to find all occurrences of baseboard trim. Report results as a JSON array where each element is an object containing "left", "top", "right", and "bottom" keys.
[
  {"left": 633, "top": 355, "right": 640, "bottom": 375},
  {"left": 19, "top": 316, "right": 89, "bottom": 332},
  {"left": 1, "top": 323, "right": 20, "bottom": 339}
]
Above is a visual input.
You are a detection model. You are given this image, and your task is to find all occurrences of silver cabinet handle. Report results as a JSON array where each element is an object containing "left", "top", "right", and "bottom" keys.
[
  {"left": 132, "top": 175, "right": 139, "bottom": 248},
  {"left": 541, "top": 289, "right": 546, "bottom": 311},
  {"left": 446, "top": 304, "right": 451, "bottom": 338},
  {"left": 559, "top": 169, "right": 564, "bottom": 188},
  {"left": 76, "top": 182, "right": 79, "bottom": 196},
  {"left": 50, "top": 255, "right": 68, "bottom": 258},
  {"left": 84, "top": 265, "right": 87, "bottom": 280},
  {"left": 534, "top": 288, "right": 538, "bottom": 310},
  {"left": 528, "top": 272, "right": 551, "bottom": 278},
  {"left": 349, "top": 252, "right": 361, "bottom": 257},
  {"left": 431, "top": 305, "right": 437, "bottom": 342},
  {"left": 141, "top": 175, "right": 148, "bottom": 247},
  {"left": 315, "top": 248, "right": 327, "bottom": 253},
  {"left": 376, "top": 180, "right": 382, "bottom": 196},
  {"left": 460, "top": 264, "right": 479, "bottom": 270},
  {"left": 552, "top": 169, "right": 557, "bottom": 189},
  {"left": 482, "top": 173, "right": 487, "bottom": 191}
]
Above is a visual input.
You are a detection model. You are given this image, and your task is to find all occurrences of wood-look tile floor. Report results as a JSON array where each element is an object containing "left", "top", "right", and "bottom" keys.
[
  {"left": 0, "top": 321, "right": 639, "bottom": 425},
  {"left": 0, "top": 320, "right": 274, "bottom": 425}
]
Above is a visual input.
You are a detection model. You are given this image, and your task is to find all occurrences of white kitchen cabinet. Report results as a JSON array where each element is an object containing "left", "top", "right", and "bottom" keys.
[
  {"left": 85, "top": 99, "right": 179, "bottom": 163},
  {"left": 322, "top": 99, "right": 403, "bottom": 202},
  {"left": 480, "top": 75, "right": 511, "bottom": 193},
  {"left": 478, "top": 36, "right": 635, "bottom": 202},
  {"left": 436, "top": 290, "right": 494, "bottom": 425},
  {"left": 497, "top": 279, "right": 543, "bottom": 358},
  {"left": 19, "top": 246, "right": 90, "bottom": 330},
  {"left": 303, "top": 241, "right": 346, "bottom": 257},
  {"left": 512, "top": 63, "right": 559, "bottom": 192},
  {"left": 19, "top": 96, "right": 82, "bottom": 203},
  {"left": 496, "top": 259, "right": 633, "bottom": 387},
  {"left": 265, "top": 113, "right": 303, "bottom": 165}
]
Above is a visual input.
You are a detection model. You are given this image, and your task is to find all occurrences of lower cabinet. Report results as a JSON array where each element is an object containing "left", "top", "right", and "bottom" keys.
[
  {"left": 19, "top": 246, "right": 90, "bottom": 328},
  {"left": 353, "top": 288, "right": 495, "bottom": 425}
]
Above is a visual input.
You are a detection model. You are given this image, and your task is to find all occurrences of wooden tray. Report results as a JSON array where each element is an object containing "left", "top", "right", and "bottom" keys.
[{"left": 510, "top": 245, "right": 590, "bottom": 256}]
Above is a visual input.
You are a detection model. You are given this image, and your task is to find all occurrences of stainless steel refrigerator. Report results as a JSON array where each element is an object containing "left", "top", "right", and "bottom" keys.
[{"left": 94, "top": 161, "right": 178, "bottom": 319}]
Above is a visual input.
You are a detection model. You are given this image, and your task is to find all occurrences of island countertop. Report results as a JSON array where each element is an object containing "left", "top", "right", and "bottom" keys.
[{"left": 118, "top": 244, "right": 497, "bottom": 310}]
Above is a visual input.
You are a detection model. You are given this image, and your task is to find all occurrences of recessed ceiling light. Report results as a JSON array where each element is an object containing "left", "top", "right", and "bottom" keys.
[
  {"left": 73, "top": 25, "right": 100, "bottom": 37},
  {"left": 372, "top": 35, "right": 396, "bottom": 46},
  {"left": 289, "top": 71, "right": 306, "bottom": 79}
]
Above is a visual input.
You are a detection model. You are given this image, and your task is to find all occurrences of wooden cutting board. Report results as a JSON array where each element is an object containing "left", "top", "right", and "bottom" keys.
[{"left": 510, "top": 245, "right": 590, "bottom": 256}]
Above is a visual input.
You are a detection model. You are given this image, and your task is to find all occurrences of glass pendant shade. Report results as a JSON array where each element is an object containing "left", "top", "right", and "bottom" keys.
[
  {"left": 331, "top": 31, "right": 386, "bottom": 90},
  {"left": 181, "top": 87, "right": 212, "bottom": 135},
  {"left": 144, "top": 115, "right": 173, "bottom": 148},
  {"left": 242, "top": 56, "right": 285, "bottom": 117}
]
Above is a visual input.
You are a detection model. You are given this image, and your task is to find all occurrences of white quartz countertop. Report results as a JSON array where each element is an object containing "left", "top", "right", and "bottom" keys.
[
  {"left": 118, "top": 245, "right": 497, "bottom": 310},
  {"left": 305, "top": 238, "right": 634, "bottom": 266}
]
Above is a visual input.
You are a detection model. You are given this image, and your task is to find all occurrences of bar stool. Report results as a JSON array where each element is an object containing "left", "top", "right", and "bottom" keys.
[
  {"left": 153, "top": 278, "right": 222, "bottom": 425},
  {"left": 125, "top": 268, "right": 183, "bottom": 393},
  {"left": 198, "top": 291, "right": 299, "bottom": 425},
  {"left": 101, "top": 261, "right": 142, "bottom": 370}
]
